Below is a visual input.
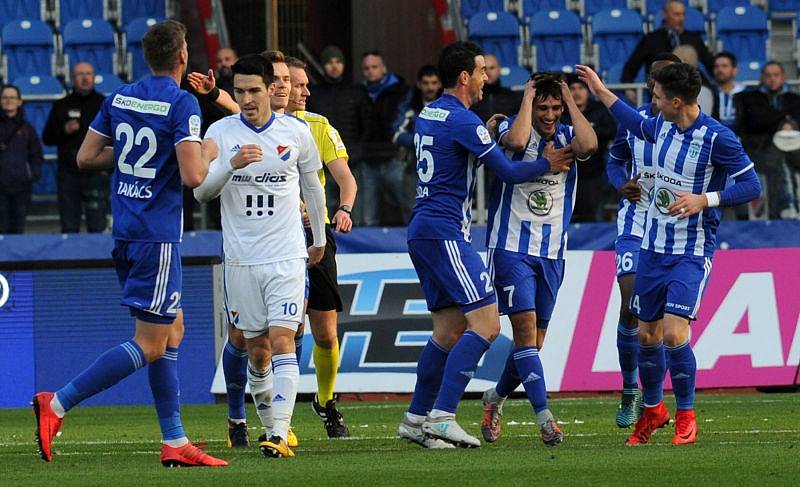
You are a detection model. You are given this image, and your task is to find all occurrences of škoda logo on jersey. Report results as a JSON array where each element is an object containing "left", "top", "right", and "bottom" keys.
[{"left": 277, "top": 145, "right": 291, "bottom": 161}]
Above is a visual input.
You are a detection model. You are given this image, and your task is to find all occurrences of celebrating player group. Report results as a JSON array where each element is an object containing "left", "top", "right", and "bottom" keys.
[{"left": 30, "top": 20, "right": 760, "bottom": 466}]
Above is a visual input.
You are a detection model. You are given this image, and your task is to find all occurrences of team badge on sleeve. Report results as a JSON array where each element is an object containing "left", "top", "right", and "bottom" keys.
[
  {"left": 189, "top": 114, "right": 201, "bottom": 138},
  {"left": 477, "top": 125, "right": 491, "bottom": 144}
]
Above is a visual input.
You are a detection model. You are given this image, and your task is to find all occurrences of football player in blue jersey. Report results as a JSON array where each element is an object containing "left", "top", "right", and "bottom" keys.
[
  {"left": 607, "top": 53, "right": 682, "bottom": 428},
  {"left": 32, "top": 20, "right": 227, "bottom": 467},
  {"left": 398, "top": 41, "right": 574, "bottom": 449},
  {"left": 577, "top": 62, "right": 761, "bottom": 445},
  {"left": 479, "top": 73, "right": 597, "bottom": 447}
]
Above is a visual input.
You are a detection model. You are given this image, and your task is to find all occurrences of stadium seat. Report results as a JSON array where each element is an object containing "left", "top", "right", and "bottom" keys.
[
  {"left": 767, "top": 0, "right": 800, "bottom": 18},
  {"left": 62, "top": 18, "right": 118, "bottom": 75},
  {"left": 0, "top": 0, "right": 45, "bottom": 22},
  {"left": 653, "top": 5, "right": 706, "bottom": 39},
  {"left": 121, "top": 0, "right": 166, "bottom": 26},
  {"left": 125, "top": 17, "right": 162, "bottom": 81},
  {"left": 580, "top": 0, "right": 628, "bottom": 18},
  {"left": 715, "top": 6, "right": 769, "bottom": 65},
  {"left": 704, "top": 0, "right": 750, "bottom": 17},
  {"left": 468, "top": 11, "right": 521, "bottom": 68},
  {"left": 521, "top": 0, "right": 569, "bottom": 20},
  {"left": 58, "top": 0, "right": 106, "bottom": 27},
  {"left": 14, "top": 75, "right": 65, "bottom": 193},
  {"left": 94, "top": 72, "right": 124, "bottom": 95},
  {"left": 1, "top": 20, "right": 57, "bottom": 81},
  {"left": 500, "top": 64, "right": 531, "bottom": 89},
  {"left": 529, "top": 10, "right": 582, "bottom": 73},
  {"left": 592, "top": 9, "right": 644, "bottom": 78},
  {"left": 737, "top": 59, "right": 764, "bottom": 81}
]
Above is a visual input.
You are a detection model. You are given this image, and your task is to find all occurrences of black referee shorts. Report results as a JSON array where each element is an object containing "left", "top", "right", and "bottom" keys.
[{"left": 305, "top": 224, "right": 343, "bottom": 312}]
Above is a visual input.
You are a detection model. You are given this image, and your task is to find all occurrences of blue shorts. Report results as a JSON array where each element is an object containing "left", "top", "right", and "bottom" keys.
[
  {"left": 615, "top": 234, "right": 642, "bottom": 278},
  {"left": 113, "top": 241, "right": 182, "bottom": 324},
  {"left": 631, "top": 249, "right": 712, "bottom": 323},
  {"left": 489, "top": 248, "right": 564, "bottom": 327},
  {"left": 408, "top": 239, "right": 496, "bottom": 313}
]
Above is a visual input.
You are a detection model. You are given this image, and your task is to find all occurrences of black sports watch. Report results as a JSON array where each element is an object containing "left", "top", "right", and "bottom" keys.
[{"left": 338, "top": 205, "right": 352, "bottom": 214}]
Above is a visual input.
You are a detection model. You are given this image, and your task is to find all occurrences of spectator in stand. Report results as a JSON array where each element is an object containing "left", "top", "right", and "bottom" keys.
[
  {"left": 392, "top": 65, "right": 442, "bottom": 220},
  {"left": 561, "top": 75, "right": 617, "bottom": 222},
  {"left": 672, "top": 45, "right": 714, "bottom": 114},
  {"left": 470, "top": 54, "right": 522, "bottom": 123},
  {"left": 711, "top": 52, "right": 745, "bottom": 133},
  {"left": 43, "top": 62, "right": 107, "bottom": 233},
  {"left": 359, "top": 51, "right": 410, "bottom": 226},
  {"left": 307, "top": 45, "right": 371, "bottom": 216},
  {"left": 622, "top": 1, "right": 713, "bottom": 84},
  {"left": 0, "top": 84, "right": 43, "bottom": 234},
  {"left": 735, "top": 61, "right": 800, "bottom": 219}
]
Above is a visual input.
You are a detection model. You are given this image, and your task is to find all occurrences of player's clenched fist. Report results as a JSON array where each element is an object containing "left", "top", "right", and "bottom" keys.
[
  {"left": 201, "top": 138, "right": 218, "bottom": 164},
  {"left": 307, "top": 245, "right": 325, "bottom": 267},
  {"left": 231, "top": 144, "right": 262, "bottom": 169},
  {"left": 542, "top": 142, "right": 574, "bottom": 173},
  {"left": 620, "top": 173, "right": 642, "bottom": 202}
]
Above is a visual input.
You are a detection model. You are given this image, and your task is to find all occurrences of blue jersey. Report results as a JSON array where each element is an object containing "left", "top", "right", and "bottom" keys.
[
  {"left": 486, "top": 117, "right": 576, "bottom": 260},
  {"left": 608, "top": 104, "right": 657, "bottom": 240},
  {"left": 407, "top": 94, "right": 497, "bottom": 242},
  {"left": 90, "top": 75, "right": 202, "bottom": 242},
  {"left": 631, "top": 111, "right": 755, "bottom": 257}
]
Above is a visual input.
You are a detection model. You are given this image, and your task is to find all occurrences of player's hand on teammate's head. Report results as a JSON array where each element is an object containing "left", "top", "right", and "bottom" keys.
[
  {"left": 558, "top": 80, "right": 572, "bottom": 103},
  {"left": 201, "top": 138, "right": 219, "bottom": 164},
  {"left": 332, "top": 209, "right": 353, "bottom": 233},
  {"left": 230, "top": 144, "right": 263, "bottom": 169},
  {"left": 187, "top": 69, "right": 216, "bottom": 95},
  {"left": 486, "top": 113, "right": 508, "bottom": 140},
  {"left": 307, "top": 245, "right": 325, "bottom": 267},
  {"left": 542, "top": 141, "right": 574, "bottom": 173},
  {"left": 620, "top": 173, "right": 642, "bottom": 202},
  {"left": 669, "top": 191, "right": 708, "bottom": 220},
  {"left": 575, "top": 65, "right": 602, "bottom": 95}
]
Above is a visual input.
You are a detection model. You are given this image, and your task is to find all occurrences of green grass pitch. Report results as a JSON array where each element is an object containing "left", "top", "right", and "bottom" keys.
[{"left": 1, "top": 393, "right": 798, "bottom": 486}]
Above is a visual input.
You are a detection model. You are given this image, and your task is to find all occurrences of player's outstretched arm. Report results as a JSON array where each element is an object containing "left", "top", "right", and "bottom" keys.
[
  {"left": 327, "top": 158, "right": 357, "bottom": 233},
  {"left": 559, "top": 80, "right": 597, "bottom": 160},
  {"left": 481, "top": 143, "right": 572, "bottom": 184},
  {"left": 187, "top": 70, "right": 241, "bottom": 115},
  {"left": 77, "top": 131, "right": 115, "bottom": 170},
  {"left": 300, "top": 170, "right": 327, "bottom": 267},
  {"left": 501, "top": 80, "right": 535, "bottom": 151}
]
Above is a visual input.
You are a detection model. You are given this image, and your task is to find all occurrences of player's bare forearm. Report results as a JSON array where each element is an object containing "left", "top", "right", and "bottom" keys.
[
  {"left": 560, "top": 82, "right": 598, "bottom": 159},
  {"left": 176, "top": 140, "right": 208, "bottom": 188},
  {"left": 503, "top": 81, "right": 535, "bottom": 151},
  {"left": 214, "top": 89, "right": 240, "bottom": 115},
  {"left": 575, "top": 65, "right": 618, "bottom": 109},
  {"left": 327, "top": 158, "right": 356, "bottom": 232},
  {"left": 77, "top": 131, "right": 115, "bottom": 170}
]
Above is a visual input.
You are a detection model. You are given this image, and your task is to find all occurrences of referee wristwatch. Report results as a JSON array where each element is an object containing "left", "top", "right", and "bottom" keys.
[{"left": 338, "top": 205, "right": 352, "bottom": 214}]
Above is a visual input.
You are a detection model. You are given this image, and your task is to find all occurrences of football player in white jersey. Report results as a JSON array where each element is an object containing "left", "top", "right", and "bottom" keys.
[
  {"left": 578, "top": 63, "right": 761, "bottom": 446},
  {"left": 194, "top": 54, "right": 327, "bottom": 458},
  {"left": 480, "top": 73, "right": 597, "bottom": 447}
]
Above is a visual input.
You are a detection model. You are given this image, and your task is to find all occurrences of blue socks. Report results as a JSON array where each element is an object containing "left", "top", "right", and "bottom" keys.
[
  {"left": 295, "top": 333, "right": 304, "bottom": 367},
  {"left": 432, "top": 331, "right": 490, "bottom": 414},
  {"left": 514, "top": 346, "right": 548, "bottom": 413},
  {"left": 222, "top": 340, "right": 248, "bottom": 421},
  {"left": 408, "top": 338, "right": 449, "bottom": 417},
  {"left": 55, "top": 340, "right": 146, "bottom": 411},
  {"left": 148, "top": 347, "right": 187, "bottom": 442},
  {"left": 495, "top": 348, "right": 521, "bottom": 397},
  {"left": 666, "top": 340, "right": 696, "bottom": 411},
  {"left": 638, "top": 341, "right": 666, "bottom": 407},
  {"left": 616, "top": 322, "right": 639, "bottom": 390}
]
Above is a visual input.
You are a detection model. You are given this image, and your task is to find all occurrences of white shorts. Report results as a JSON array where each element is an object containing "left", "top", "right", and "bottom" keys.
[{"left": 223, "top": 259, "right": 306, "bottom": 338}]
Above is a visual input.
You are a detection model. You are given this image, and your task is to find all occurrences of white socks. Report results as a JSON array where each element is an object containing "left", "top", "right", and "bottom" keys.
[
  {"left": 270, "top": 353, "right": 299, "bottom": 441},
  {"left": 247, "top": 362, "right": 274, "bottom": 431}
]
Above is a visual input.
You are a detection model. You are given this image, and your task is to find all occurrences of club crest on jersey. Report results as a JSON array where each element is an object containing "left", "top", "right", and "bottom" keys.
[
  {"left": 687, "top": 141, "right": 702, "bottom": 160},
  {"left": 527, "top": 190, "right": 553, "bottom": 216},
  {"left": 277, "top": 145, "right": 291, "bottom": 161},
  {"left": 654, "top": 188, "right": 678, "bottom": 215}
]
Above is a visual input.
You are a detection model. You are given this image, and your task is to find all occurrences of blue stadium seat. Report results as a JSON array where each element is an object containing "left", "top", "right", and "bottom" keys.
[
  {"left": 468, "top": 11, "right": 521, "bottom": 68},
  {"left": 521, "top": 0, "right": 569, "bottom": 20},
  {"left": 461, "top": 0, "right": 504, "bottom": 21},
  {"left": 529, "top": 10, "right": 582, "bottom": 73},
  {"left": 737, "top": 60, "right": 764, "bottom": 81},
  {"left": 1, "top": 20, "right": 56, "bottom": 81},
  {"left": 125, "top": 17, "right": 162, "bottom": 81},
  {"left": 643, "top": 0, "right": 687, "bottom": 20},
  {"left": 94, "top": 72, "right": 124, "bottom": 95},
  {"left": 15, "top": 74, "right": 65, "bottom": 193},
  {"left": 121, "top": 0, "right": 166, "bottom": 26},
  {"left": 716, "top": 6, "right": 768, "bottom": 64},
  {"left": 500, "top": 64, "right": 531, "bottom": 89},
  {"left": 0, "top": 0, "right": 45, "bottom": 22},
  {"left": 62, "top": 18, "right": 118, "bottom": 75},
  {"left": 704, "top": 0, "right": 750, "bottom": 17},
  {"left": 767, "top": 0, "right": 800, "bottom": 18},
  {"left": 653, "top": 5, "right": 706, "bottom": 39},
  {"left": 58, "top": 0, "right": 106, "bottom": 27},
  {"left": 581, "top": 0, "right": 628, "bottom": 18},
  {"left": 592, "top": 9, "right": 644, "bottom": 78}
]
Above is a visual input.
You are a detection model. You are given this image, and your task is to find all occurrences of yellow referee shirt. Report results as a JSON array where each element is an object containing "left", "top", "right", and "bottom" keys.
[{"left": 294, "top": 110, "right": 349, "bottom": 223}]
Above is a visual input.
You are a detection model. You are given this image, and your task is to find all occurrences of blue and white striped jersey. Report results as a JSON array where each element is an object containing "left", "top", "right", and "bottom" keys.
[
  {"left": 608, "top": 104, "right": 657, "bottom": 240},
  {"left": 631, "top": 111, "right": 755, "bottom": 257},
  {"left": 486, "top": 116, "right": 576, "bottom": 260}
]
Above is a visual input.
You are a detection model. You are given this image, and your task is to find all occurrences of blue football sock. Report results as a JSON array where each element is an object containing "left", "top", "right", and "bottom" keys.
[
  {"left": 148, "top": 347, "right": 186, "bottom": 442},
  {"left": 222, "top": 340, "right": 248, "bottom": 420},
  {"left": 408, "top": 338, "right": 449, "bottom": 417},
  {"left": 638, "top": 341, "right": 666, "bottom": 407},
  {"left": 295, "top": 333, "right": 304, "bottom": 367},
  {"left": 55, "top": 340, "right": 146, "bottom": 412},
  {"left": 495, "top": 349, "right": 521, "bottom": 397},
  {"left": 432, "top": 331, "right": 490, "bottom": 414},
  {"left": 616, "top": 322, "right": 640, "bottom": 390},
  {"left": 666, "top": 340, "right": 696, "bottom": 411},
  {"left": 514, "top": 346, "right": 548, "bottom": 413}
]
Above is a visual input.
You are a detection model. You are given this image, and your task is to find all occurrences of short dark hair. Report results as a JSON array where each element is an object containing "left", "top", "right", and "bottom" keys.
[
  {"left": 417, "top": 65, "right": 438, "bottom": 81},
  {"left": 232, "top": 54, "right": 275, "bottom": 87},
  {"left": 361, "top": 50, "right": 382, "bottom": 60},
  {"left": 142, "top": 20, "right": 187, "bottom": 72},
  {"left": 714, "top": 51, "right": 737, "bottom": 68},
  {"left": 531, "top": 72, "right": 564, "bottom": 104},
  {"left": 1, "top": 84, "right": 21, "bottom": 99},
  {"left": 439, "top": 41, "right": 483, "bottom": 89},
  {"left": 260, "top": 50, "right": 286, "bottom": 64},
  {"left": 652, "top": 63, "right": 702, "bottom": 103},
  {"left": 762, "top": 60, "right": 784, "bottom": 74},
  {"left": 284, "top": 56, "right": 306, "bottom": 69},
  {"left": 652, "top": 52, "right": 682, "bottom": 66}
]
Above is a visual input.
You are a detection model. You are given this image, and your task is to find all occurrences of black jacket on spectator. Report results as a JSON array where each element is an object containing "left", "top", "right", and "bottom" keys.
[
  {"left": 42, "top": 90, "right": 105, "bottom": 172},
  {"left": 307, "top": 76, "right": 371, "bottom": 162},
  {"left": 0, "top": 111, "right": 43, "bottom": 192},
  {"left": 364, "top": 74, "right": 409, "bottom": 163},
  {"left": 561, "top": 99, "right": 617, "bottom": 178},
  {"left": 734, "top": 87, "right": 800, "bottom": 151},
  {"left": 622, "top": 28, "right": 713, "bottom": 83},
  {"left": 471, "top": 81, "right": 522, "bottom": 122}
]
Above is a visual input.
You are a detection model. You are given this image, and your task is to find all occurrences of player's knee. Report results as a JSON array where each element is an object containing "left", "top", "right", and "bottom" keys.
[
  {"left": 139, "top": 341, "right": 168, "bottom": 364},
  {"left": 637, "top": 326, "right": 662, "bottom": 345},
  {"left": 313, "top": 331, "right": 337, "bottom": 348},
  {"left": 662, "top": 329, "right": 688, "bottom": 347},
  {"left": 228, "top": 327, "right": 246, "bottom": 349},
  {"left": 432, "top": 329, "right": 461, "bottom": 350}
]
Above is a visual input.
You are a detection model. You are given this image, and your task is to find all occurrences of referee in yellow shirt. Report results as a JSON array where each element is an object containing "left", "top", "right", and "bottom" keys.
[{"left": 286, "top": 56, "right": 357, "bottom": 437}]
